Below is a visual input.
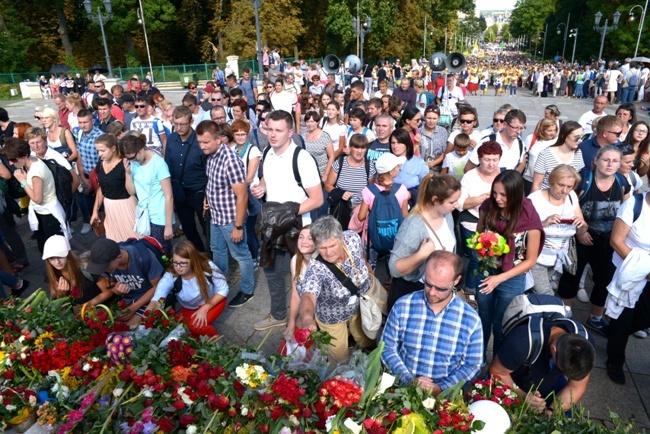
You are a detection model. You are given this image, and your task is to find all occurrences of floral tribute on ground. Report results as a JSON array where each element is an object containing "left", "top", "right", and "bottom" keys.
[{"left": 0, "top": 289, "right": 643, "bottom": 433}]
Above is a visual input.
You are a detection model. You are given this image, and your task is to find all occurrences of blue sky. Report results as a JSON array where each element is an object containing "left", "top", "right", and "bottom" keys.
[{"left": 476, "top": 0, "right": 517, "bottom": 11}]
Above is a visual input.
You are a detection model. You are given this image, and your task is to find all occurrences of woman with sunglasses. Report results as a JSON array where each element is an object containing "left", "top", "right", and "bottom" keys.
[
  {"left": 621, "top": 121, "right": 650, "bottom": 177},
  {"left": 2, "top": 138, "right": 70, "bottom": 252},
  {"left": 476, "top": 170, "right": 544, "bottom": 353},
  {"left": 446, "top": 106, "right": 480, "bottom": 154},
  {"left": 420, "top": 105, "right": 449, "bottom": 173},
  {"left": 120, "top": 132, "right": 174, "bottom": 254},
  {"left": 531, "top": 121, "right": 585, "bottom": 193},
  {"left": 147, "top": 240, "right": 229, "bottom": 337}
]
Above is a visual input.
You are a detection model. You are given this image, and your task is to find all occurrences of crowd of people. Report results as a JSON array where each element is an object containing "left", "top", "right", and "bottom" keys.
[{"left": 0, "top": 51, "right": 649, "bottom": 416}]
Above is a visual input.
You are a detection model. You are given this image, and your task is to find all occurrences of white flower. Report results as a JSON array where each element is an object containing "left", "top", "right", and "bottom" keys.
[
  {"left": 91, "top": 357, "right": 99, "bottom": 362},
  {"left": 186, "top": 425, "right": 197, "bottom": 434},
  {"left": 28, "top": 395, "right": 37, "bottom": 406},
  {"left": 279, "top": 428, "right": 292, "bottom": 434},
  {"left": 374, "top": 372, "right": 396, "bottom": 399},
  {"left": 113, "top": 388, "right": 123, "bottom": 398},
  {"left": 422, "top": 397, "right": 436, "bottom": 410},
  {"left": 20, "top": 353, "right": 26, "bottom": 360},
  {"left": 6, "top": 404, "right": 16, "bottom": 411},
  {"left": 288, "top": 415, "right": 299, "bottom": 426},
  {"left": 82, "top": 363, "right": 91, "bottom": 372},
  {"left": 325, "top": 415, "right": 335, "bottom": 432},
  {"left": 5, "top": 358, "right": 11, "bottom": 367},
  {"left": 241, "top": 406, "right": 249, "bottom": 416},
  {"left": 143, "top": 389, "right": 153, "bottom": 398},
  {"left": 343, "top": 418, "right": 363, "bottom": 434},
  {"left": 18, "top": 336, "right": 25, "bottom": 343},
  {"left": 177, "top": 387, "right": 194, "bottom": 405}
]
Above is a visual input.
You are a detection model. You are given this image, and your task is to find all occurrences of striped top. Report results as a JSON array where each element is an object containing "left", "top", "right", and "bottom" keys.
[{"left": 332, "top": 156, "right": 376, "bottom": 200}]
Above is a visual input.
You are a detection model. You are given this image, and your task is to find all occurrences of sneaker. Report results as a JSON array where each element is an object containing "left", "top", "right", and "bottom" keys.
[
  {"left": 80, "top": 223, "right": 92, "bottom": 235},
  {"left": 606, "top": 362, "right": 625, "bottom": 385},
  {"left": 254, "top": 314, "right": 287, "bottom": 331},
  {"left": 586, "top": 316, "right": 609, "bottom": 336},
  {"left": 11, "top": 279, "right": 30, "bottom": 297},
  {"left": 577, "top": 288, "right": 590, "bottom": 303},
  {"left": 253, "top": 257, "right": 260, "bottom": 272},
  {"left": 634, "top": 329, "right": 648, "bottom": 339},
  {"left": 228, "top": 292, "right": 254, "bottom": 308}
]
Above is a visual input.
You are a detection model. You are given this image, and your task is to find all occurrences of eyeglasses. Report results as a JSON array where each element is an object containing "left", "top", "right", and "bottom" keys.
[
  {"left": 135, "top": 104, "right": 146, "bottom": 108},
  {"left": 172, "top": 122, "right": 190, "bottom": 127},
  {"left": 507, "top": 123, "right": 526, "bottom": 132},
  {"left": 424, "top": 280, "right": 455, "bottom": 292},
  {"left": 125, "top": 151, "right": 140, "bottom": 161},
  {"left": 259, "top": 116, "right": 268, "bottom": 122},
  {"left": 493, "top": 118, "right": 506, "bottom": 123},
  {"left": 189, "top": 87, "right": 196, "bottom": 90},
  {"left": 459, "top": 119, "right": 475, "bottom": 124},
  {"left": 34, "top": 116, "right": 42, "bottom": 120},
  {"left": 212, "top": 116, "right": 226, "bottom": 122},
  {"left": 607, "top": 130, "right": 623, "bottom": 137},
  {"left": 173, "top": 261, "right": 190, "bottom": 267},
  {"left": 211, "top": 98, "right": 222, "bottom": 102}
]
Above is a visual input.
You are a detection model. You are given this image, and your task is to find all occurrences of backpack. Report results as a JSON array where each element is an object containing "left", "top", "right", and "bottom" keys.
[
  {"left": 488, "top": 133, "right": 525, "bottom": 171},
  {"left": 151, "top": 117, "right": 171, "bottom": 137},
  {"left": 40, "top": 158, "right": 73, "bottom": 207},
  {"left": 502, "top": 294, "right": 590, "bottom": 367},
  {"left": 577, "top": 170, "right": 630, "bottom": 202},
  {"left": 418, "top": 91, "right": 435, "bottom": 107},
  {"left": 261, "top": 145, "right": 315, "bottom": 196},
  {"left": 628, "top": 72, "right": 639, "bottom": 87},
  {"left": 120, "top": 237, "right": 170, "bottom": 269},
  {"left": 631, "top": 193, "right": 645, "bottom": 223},
  {"left": 367, "top": 183, "right": 404, "bottom": 253}
]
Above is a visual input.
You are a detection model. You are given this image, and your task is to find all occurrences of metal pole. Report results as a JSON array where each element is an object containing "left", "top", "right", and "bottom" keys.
[
  {"left": 571, "top": 30, "right": 578, "bottom": 64},
  {"left": 356, "top": 0, "right": 360, "bottom": 58},
  {"left": 634, "top": 0, "right": 649, "bottom": 57},
  {"left": 254, "top": 0, "right": 264, "bottom": 81},
  {"left": 138, "top": 0, "right": 153, "bottom": 82},
  {"left": 97, "top": 7, "right": 113, "bottom": 78},
  {"left": 542, "top": 23, "right": 548, "bottom": 60},
  {"left": 360, "top": 27, "right": 364, "bottom": 62},
  {"left": 563, "top": 13, "right": 570, "bottom": 60},
  {"left": 423, "top": 17, "right": 427, "bottom": 58},
  {"left": 598, "top": 19, "right": 608, "bottom": 63}
]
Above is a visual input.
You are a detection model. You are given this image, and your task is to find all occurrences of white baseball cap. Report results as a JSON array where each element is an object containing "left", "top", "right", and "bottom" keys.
[
  {"left": 375, "top": 153, "right": 406, "bottom": 174},
  {"left": 42, "top": 235, "right": 71, "bottom": 260}
]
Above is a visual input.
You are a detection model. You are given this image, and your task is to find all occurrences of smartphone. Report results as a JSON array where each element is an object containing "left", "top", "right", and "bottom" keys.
[{"left": 558, "top": 218, "right": 574, "bottom": 225}]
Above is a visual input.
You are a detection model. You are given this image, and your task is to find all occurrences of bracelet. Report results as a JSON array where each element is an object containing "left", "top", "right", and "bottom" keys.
[{"left": 20, "top": 182, "right": 27, "bottom": 188}]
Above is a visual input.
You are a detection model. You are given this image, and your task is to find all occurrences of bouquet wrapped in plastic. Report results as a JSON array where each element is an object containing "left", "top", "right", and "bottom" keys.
[{"left": 466, "top": 231, "right": 510, "bottom": 276}]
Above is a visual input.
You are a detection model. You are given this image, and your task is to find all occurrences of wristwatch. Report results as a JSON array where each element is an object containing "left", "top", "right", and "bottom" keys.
[{"left": 235, "top": 225, "right": 244, "bottom": 230}]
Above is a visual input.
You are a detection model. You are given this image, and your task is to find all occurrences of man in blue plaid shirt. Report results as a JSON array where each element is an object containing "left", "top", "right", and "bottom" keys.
[{"left": 381, "top": 251, "right": 483, "bottom": 395}]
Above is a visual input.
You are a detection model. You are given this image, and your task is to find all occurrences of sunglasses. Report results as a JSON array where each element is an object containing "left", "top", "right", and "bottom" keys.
[
  {"left": 211, "top": 98, "right": 222, "bottom": 102},
  {"left": 34, "top": 116, "right": 42, "bottom": 120},
  {"left": 607, "top": 130, "right": 623, "bottom": 137},
  {"left": 493, "top": 118, "right": 505, "bottom": 123},
  {"left": 424, "top": 280, "right": 455, "bottom": 292},
  {"left": 459, "top": 119, "right": 475, "bottom": 124},
  {"left": 189, "top": 87, "right": 196, "bottom": 90},
  {"left": 135, "top": 104, "right": 146, "bottom": 108}
]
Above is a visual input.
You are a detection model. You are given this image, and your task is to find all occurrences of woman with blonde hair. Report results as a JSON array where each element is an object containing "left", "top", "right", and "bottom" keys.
[
  {"left": 65, "top": 93, "right": 85, "bottom": 130},
  {"left": 44, "top": 235, "right": 112, "bottom": 310},
  {"left": 147, "top": 240, "right": 229, "bottom": 337},
  {"left": 40, "top": 107, "right": 78, "bottom": 162},
  {"left": 91, "top": 134, "right": 139, "bottom": 242}
]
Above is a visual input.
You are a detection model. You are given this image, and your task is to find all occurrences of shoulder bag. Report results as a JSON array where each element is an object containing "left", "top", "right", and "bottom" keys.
[{"left": 134, "top": 175, "right": 154, "bottom": 236}]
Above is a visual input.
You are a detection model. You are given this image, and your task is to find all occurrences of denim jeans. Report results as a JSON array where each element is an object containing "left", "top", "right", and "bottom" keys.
[
  {"left": 460, "top": 225, "right": 479, "bottom": 292},
  {"left": 475, "top": 273, "right": 525, "bottom": 354},
  {"left": 210, "top": 221, "right": 255, "bottom": 295},
  {"left": 262, "top": 249, "right": 291, "bottom": 320},
  {"left": 246, "top": 213, "right": 260, "bottom": 260}
]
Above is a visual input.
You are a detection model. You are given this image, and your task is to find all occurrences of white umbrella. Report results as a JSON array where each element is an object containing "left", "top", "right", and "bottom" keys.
[{"left": 631, "top": 56, "right": 650, "bottom": 63}]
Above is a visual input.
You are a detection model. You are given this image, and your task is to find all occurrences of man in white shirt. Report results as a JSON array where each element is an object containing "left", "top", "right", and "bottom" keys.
[
  {"left": 578, "top": 95, "right": 610, "bottom": 135},
  {"left": 436, "top": 74, "right": 465, "bottom": 118},
  {"left": 250, "top": 110, "right": 323, "bottom": 331}
]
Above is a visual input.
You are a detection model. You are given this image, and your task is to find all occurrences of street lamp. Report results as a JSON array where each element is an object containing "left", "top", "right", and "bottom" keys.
[
  {"left": 351, "top": 15, "right": 372, "bottom": 62},
  {"left": 83, "top": 0, "right": 113, "bottom": 78},
  {"left": 537, "top": 24, "right": 548, "bottom": 61},
  {"left": 136, "top": 0, "right": 153, "bottom": 83},
  {"left": 569, "top": 28, "right": 578, "bottom": 64},
  {"left": 556, "top": 13, "right": 570, "bottom": 61},
  {"left": 593, "top": 10, "right": 621, "bottom": 64},
  {"left": 253, "top": 0, "right": 264, "bottom": 81},
  {"left": 629, "top": 0, "right": 649, "bottom": 58}
]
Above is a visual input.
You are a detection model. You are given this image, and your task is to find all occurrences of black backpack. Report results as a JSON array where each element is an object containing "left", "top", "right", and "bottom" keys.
[
  {"left": 120, "top": 237, "right": 170, "bottom": 268},
  {"left": 40, "top": 158, "right": 73, "bottom": 207}
]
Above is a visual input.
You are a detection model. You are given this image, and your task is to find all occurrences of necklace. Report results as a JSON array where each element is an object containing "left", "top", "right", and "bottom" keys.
[{"left": 595, "top": 176, "right": 614, "bottom": 201}]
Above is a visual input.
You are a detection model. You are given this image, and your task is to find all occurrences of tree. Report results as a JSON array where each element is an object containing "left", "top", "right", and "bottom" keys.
[
  {"left": 324, "top": 0, "right": 356, "bottom": 55},
  {"left": 260, "top": 0, "right": 305, "bottom": 58},
  {"left": 509, "top": 0, "right": 555, "bottom": 38},
  {"left": 0, "top": 4, "right": 37, "bottom": 71}
]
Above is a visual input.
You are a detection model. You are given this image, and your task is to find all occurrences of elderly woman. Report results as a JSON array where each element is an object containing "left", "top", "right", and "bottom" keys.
[
  {"left": 528, "top": 165, "right": 587, "bottom": 296},
  {"left": 297, "top": 216, "right": 375, "bottom": 361},
  {"left": 606, "top": 191, "right": 650, "bottom": 384}
]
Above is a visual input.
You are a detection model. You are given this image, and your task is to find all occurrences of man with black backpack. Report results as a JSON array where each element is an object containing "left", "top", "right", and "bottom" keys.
[{"left": 489, "top": 294, "right": 596, "bottom": 416}]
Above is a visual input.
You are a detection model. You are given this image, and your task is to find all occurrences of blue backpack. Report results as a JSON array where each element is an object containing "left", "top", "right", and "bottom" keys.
[
  {"left": 419, "top": 91, "right": 435, "bottom": 107},
  {"left": 367, "top": 183, "right": 403, "bottom": 253}
]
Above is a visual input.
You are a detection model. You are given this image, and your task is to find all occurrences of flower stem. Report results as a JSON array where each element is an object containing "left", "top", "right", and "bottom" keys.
[
  {"left": 255, "top": 329, "right": 273, "bottom": 353},
  {"left": 98, "top": 382, "right": 134, "bottom": 434}
]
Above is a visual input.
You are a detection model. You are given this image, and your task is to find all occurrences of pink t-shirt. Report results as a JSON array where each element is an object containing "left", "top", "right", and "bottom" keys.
[{"left": 361, "top": 183, "right": 409, "bottom": 209}]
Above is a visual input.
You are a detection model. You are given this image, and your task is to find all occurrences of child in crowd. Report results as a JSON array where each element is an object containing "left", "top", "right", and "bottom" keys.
[{"left": 441, "top": 133, "right": 471, "bottom": 180}]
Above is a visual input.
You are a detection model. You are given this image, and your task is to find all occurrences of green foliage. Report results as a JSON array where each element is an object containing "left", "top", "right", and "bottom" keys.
[
  {"left": 0, "top": 2, "right": 38, "bottom": 72},
  {"left": 509, "top": 0, "right": 555, "bottom": 38},
  {"left": 125, "top": 52, "right": 140, "bottom": 68},
  {"left": 324, "top": 0, "right": 356, "bottom": 55}
]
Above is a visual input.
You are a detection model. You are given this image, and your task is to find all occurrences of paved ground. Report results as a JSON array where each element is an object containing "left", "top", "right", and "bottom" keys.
[{"left": 2, "top": 87, "right": 650, "bottom": 430}]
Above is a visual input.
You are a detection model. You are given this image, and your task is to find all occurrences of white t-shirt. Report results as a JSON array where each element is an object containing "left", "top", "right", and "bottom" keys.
[
  {"left": 457, "top": 168, "right": 493, "bottom": 232},
  {"left": 436, "top": 86, "right": 464, "bottom": 116},
  {"left": 448, "top": 130, "right": 481, "bottom": 149},
  {"left": 442, "top": 151, "right": 470, "bottom": 181},
  {"left": 28, "top": 159, "right": 57, "bottom": 207},
  {"left": 131, "top": 116, "right": 165, "bottom": 155},
  {"left": 528, "top": 190, "right": 578, "bottom": 267},
  {"left": 612, "top": 193, "right": 650, "bottom": 267},
  {"left": 152, "top": 262, "right": 229, "bottom": 310},
  {"left": 322, "top": 122, "right": 347, "bottom": 152},
  {"left": 34, "top": 148, "right": 73, "bottom": 170},
  {"left": 469, "top": 132, "right": 525, "bottom": 171},
  {"left": 262, "top": 141, "right": 321, "bottom": 224},
  {"left": 578, "top": 110, "right": 610, "bottom": 135}
]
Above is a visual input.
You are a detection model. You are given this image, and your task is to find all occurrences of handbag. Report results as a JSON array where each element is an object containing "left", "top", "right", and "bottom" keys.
[
  {"left": 133, "top": 176, "right": 154, "bottom": 236},
  {"left": 315, "top": 248, "right": 388, "bottom": 340},
  {"left": 563, "top": 236, "right": 578, "bottom": 275}
]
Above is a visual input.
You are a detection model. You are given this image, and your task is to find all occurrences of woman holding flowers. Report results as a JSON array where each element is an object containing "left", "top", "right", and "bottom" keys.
[
  {"left": 147, "top": 240, "right": 229, "bottom": 337},
  {"left": 283, "top": 225, "right": 317, "bottom": 342},
  {"left": 528, "top": 165, "right": 587, "bottom": 296},
  {"left": 44, "top": 235, "right": 112, "bottom": 310},
  {"left": 388, "top": 174, "right": 461, "bottom": 311},
  {"left": 476, "top": 170, "right": 544, "bottom": 352}
]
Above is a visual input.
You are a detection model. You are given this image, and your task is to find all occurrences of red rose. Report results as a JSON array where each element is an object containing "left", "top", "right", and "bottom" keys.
[
  {"left": 386, "top": 411, "right": 397, "bottom": 423},
  {"left": 229, "top": 407, "right": 237, "bottom": 417},
  {"left": 179, "top": 414, "right": 195, "bottom": 428},
  {"left": 173, "top": 401, "right": 185, "bottom": 411},
  {"left": 2, "top": 370, "right": 14, "bottom": 380},
  {"left": 302, "top": 408, "right": 312, "bottom": 418},
  {"left": 294, "top": 328, "right": 312, "bottom": 345},
  {"left": 401, "top": 409, "right": 411, "bottom": 415},
  {"left": 493, "top": 387, "right": 504, "bottom": 397},
  {"left": 270, "top": 406, "right": 284, "bottom": 420},
  {"left": 157, "top": 418, "right": 174, "bottom": 432}
]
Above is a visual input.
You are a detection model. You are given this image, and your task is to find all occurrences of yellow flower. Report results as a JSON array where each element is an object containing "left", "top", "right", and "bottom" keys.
[{"left": 34, "top": 331, "right": 55, "bottom": 348}]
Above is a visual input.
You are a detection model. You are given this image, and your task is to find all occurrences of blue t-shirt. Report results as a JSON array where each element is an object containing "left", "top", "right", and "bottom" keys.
[
  {"left": 131, "top": 153, "right": 174, "bottom": 226},
  {"left": 394, "top": 156, "right": 430, "bottom": 189},
  {"left": 110, "top": 244, "right": 165, "bottom": 301}
]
